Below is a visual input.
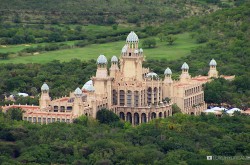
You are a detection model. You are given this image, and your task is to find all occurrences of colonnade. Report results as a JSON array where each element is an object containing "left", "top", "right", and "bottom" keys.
[{"left": 118, "top": 110, "right": 171, "bottom": 125}]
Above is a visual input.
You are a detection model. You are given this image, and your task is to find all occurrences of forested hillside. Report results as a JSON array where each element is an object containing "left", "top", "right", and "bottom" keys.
[
  {"left": 143, "top": 2, "right": 250, "bottom": 108},
  {"left": 0, "top": 111, "right": 249, "bottom": 164},
  {"left": 0, "top": 0, "right": 224, "bottom": 25}
]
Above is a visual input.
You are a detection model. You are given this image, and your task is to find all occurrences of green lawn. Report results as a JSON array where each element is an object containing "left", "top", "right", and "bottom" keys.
[
  {"left": 0, "top": 33, "right": 202, "bottom": 64},
  {"left": 0, "top": 41, "right": 76, "bottom": 54}
]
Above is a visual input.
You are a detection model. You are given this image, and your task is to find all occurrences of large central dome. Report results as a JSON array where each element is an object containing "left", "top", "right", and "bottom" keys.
[{"left": 126, "top": 31, "right": 139, "bottom": 43}]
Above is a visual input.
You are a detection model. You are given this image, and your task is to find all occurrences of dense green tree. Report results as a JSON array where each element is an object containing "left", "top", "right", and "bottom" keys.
[
  {"left": 5, "top": 108, "right": 24, "bottom": 121},
  {"left": 166, "top": 34, "right": 177, "bottom": 45},
  {"left": 96, "top": 108, "right": 119, "bottom": 124},
  {"left": 142, "top": 38, "right": 156, "bottom": 48}
]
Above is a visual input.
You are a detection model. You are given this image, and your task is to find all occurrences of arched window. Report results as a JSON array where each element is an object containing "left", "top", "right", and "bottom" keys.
[
  {"left": 154, "top": 87, "right": 157, "bottom": 104},
  {"left": 127, "top": 90, "right": 132, "bottom": 107},
  {"left": 147, "top": 87, "right": 152, "bottom": 105},
  {"left": 120, "top": 90, "right": 125, "bottom": 106},
  {"left": 141, "top": 113, "right": 147, "bottom": 123},
  {"left": 54, "top": 106, "right": 58, "bottom": 112},
  {"left": 112, "top": 90, "right": 118, "bottom": 105},
  {"left": 126, "top": 112, "right": 132, "bottom": 123},
  {"left": 159, "top": 112, "right": 162, "bottom": 118},
  {"left": 67, "top": 106, "right": 72, "bottom": 110},
  {"left": 119, "top": 112, "right": 125, "bottom": 120},
  {"left": 134, "top": 113, "right": 139, "bottom": 125},
  {"left": 60, "top": 106, "right": 65, "bottom": 112},
  {"left": 134, "top": 91, "right": 139, "bottom": 107},
  {"left": 151, "top": 112, "right": 156, "bottom": 119}
]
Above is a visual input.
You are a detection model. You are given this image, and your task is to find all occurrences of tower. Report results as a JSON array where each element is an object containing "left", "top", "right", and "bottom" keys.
[
  {"left": 92, "top": 54, "right": 112, "bottom": 107},
  {"left": 93, "top": 54, "right": 108, "bottom": 95},
  {"left": 73, "top": 87, "right": 83, "bottom": 116},
  {"left": 109, "top": 55, "right": 119, "bottom": 78},
  {"left": 120, "top": 31, "right": 144, "bottom": 81},
  {"left": 180, "top": 62, "right": 191, "bottom": 83},
  {"left": 163, "top": 67, "right": 173, "bottom": 99},
  {"left": 208, "top": 59, "right": 218, "bottom": 78},
  {"left": 39, "top": 82, "right": 51, "bottom": 109}
]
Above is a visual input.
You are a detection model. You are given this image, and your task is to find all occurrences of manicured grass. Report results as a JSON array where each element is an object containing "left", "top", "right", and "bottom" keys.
[{"left": 0, "top": 33, "right": 202, "bottom": 64}]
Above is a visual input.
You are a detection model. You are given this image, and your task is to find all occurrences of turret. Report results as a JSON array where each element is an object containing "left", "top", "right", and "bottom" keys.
[
  {"left": 163, "top": 67, "right": 173, "bottom": 99},
  {"left": 96, "top": 54, "right": 108, "bottom": 78},
  {"left": 93, "top": 54, "right": 111, "bottom": 96},
  {"left": 180, "top": 62, "right": 191, "bottom": 82},
  {"left": 164, "top": 67, "right": 173, "bottom": 83},
  {"left": 39, "top": 82, "right": 51, "bottom": 109},
  {"left": 120, "top": 31, "right": 144, "bottom": 80},
  {"left": 109, "top": 55, "right": 119, "bottom": 78},
  {"left": 208, "top": 59, "right": 218, "bottom": 78},
  {"left": 73, "top": 87, "right": 83, "bottom": 116}
]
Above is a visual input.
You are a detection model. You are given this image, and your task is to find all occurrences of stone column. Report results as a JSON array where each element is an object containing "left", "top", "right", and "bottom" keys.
[
  {"left": 151, "top": 87, "right": 154, "bottom": 105},
  {"left": 131, "top": 113, "right": 134, "bottom": 126},
  {"left": 117, "top": 90, "right": 120, "bottom": 106},
  {"left": 138, "top": 91, "right": 141, "bottom": 107},
  {"left": 147, "top": 113, "right": 150, "bottom": 122},
  {"left": 125, "top": 89, "right": 127, "bottom": 106},
  {"left": 139, "top": 113, "right": 141, "bottom": 124}
]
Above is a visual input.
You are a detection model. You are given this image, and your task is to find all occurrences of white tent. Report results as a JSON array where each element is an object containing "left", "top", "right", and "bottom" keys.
[
  {"left": 227, "top": 108, "right": 241, "bottom": 114},
  {"left": 18, "top": 93, "right": 29, "bottom": 97},
  {"left": 211, "top": 107, "right": 228, "bottom": 111},
  {"left": 204, "top": 109, "right": 216, "bottom": 113}
]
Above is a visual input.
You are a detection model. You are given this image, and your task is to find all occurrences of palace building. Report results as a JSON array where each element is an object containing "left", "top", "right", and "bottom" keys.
[{"left": 1, "top": 31, "right": 234, "bottom": 125}]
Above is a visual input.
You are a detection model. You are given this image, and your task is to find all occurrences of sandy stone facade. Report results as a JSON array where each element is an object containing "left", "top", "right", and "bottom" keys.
[{"left": 2, "top": 31, "right": 234, "bottom": 125}]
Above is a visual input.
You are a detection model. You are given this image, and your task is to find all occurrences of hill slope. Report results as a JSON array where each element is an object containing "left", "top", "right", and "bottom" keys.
[{"left": 0, "top": 0, "right": 223, "bottom": 24}]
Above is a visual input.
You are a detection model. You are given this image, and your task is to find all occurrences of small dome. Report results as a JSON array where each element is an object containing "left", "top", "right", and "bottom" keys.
[
  {"left": 82, "top": 80, "right": 95, "bottom": 92},
  {"left": 111, "top": 56, "right": 118, "bottom": 62},
  {"left": 97, "top": 55, "right": 107, "bottom": 64},
  {"left": 209, "top": 59, "right": 217, "bottom": 66},
  {"left": 181, "top": 62, "right": 189, "bottom": 70},
  {"left": 41, "top": 82, "right": 49, "bottom": 91},
  {"left": 134, "top": 49, "right": 138, "bottom": 54},
  {"left": 146, "top": 72, "right": 158, "bottom": 78},
  {"left": 139, "top": 48, "right": 143, "bottom": 53},
  {"left": 164, "top": 67, "right": 172, "bottom": 75},
  {"left": 74, "top": 87, "right": 82, "bottom": 95},
  {"left": 122, "top": 48, "right": 126, "bottom": 53},
  {"left": 85, "top": 85, "right": 95, "bottom": 92},
  {"left": 126, "top": 31, "right": 139, "bottom": 43}
]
